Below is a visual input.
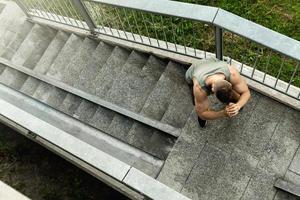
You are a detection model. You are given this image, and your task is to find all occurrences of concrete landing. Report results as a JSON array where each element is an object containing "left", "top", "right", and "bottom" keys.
[{"left": 158, "top": 91, "right": 300, "bottom": 200}]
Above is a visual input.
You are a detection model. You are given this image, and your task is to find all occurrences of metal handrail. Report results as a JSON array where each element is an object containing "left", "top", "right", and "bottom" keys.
[{"left": 13, "top": 0, "right": 300, "bottom": 100}]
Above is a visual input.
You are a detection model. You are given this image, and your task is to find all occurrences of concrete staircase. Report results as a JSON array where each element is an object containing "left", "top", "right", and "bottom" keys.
[{"left": 0, "top": 17, "right": 194, "bottom": 178}]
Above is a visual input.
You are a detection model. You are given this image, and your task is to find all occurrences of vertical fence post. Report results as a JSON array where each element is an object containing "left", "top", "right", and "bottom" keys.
[
  {"left": 215, "top": 26, "right": 223, "bottom": 60},
  {"left": 14, "top": 0, "right": 30, "bottom": 18},
  {"left": 71, "top": 0, "right": 97, "bottom": 34}
]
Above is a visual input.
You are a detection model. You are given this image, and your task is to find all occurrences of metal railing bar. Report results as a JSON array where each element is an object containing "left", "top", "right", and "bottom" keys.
[
  {"left": 70, "top": 0, "right": 88, "bottom": 28},
  {"left": 170, "top": 18, "right": 178, "bottom": 52},
  {"left": 262, "top": 52, "right": 272, "bottom": 83},
  {"left": 39, "top": 0, "right": 60, "bottom": 22},
  {"left": 274, "top": 57, "right": 285, "bottom": 88},
  {"left": 131, "top": 10, "right": 144, "bottom": 43},
  {"left": 113, "top": 7, "right": 128, "bottom": 39},
  {"left": 250, "top": 50, "right": 261, "bottom": 78},
  {"left": 72, "top": 0, "right": 96, "bottom": 31},
  {"left": 286, "top": 63, "right": 299, "bottom": 92},
  {"left": 88, "top": 2, "right": 107, "bottom": 34},
  {"left": 122, "top": 8, "right": 136, "bottom": 41},
  {"left": 15, "top": 0, "right": 30, "bottom": 17},
  {"left": 160, "top": 16, "right": 169, "bottom": 49},
  {"left": 140, "top": 12, "right": 152, "bottom": 45},
  {"left": 107, "top": 8, "right": 122, "bottom": 38},
  {"left": 55, "top": 0, "right": 75, "bottom": 26},
  {"left": 192, "top": 23, "right": 197, "bottom": 57},
  {"left": 61, "top": 0, "right": 80, "bottom": 27},
  {"left": 150, "top": 15, "right": 160, "bottom": 48},
  {"left": 182, "top": 22, "right": 188, "bottom": 54},
  {"left": 98, "top": 6, "right": 115, "bottom": 36},
  {"left": 49, "top": 0, "right": 69, "bottom": 24},
  {"left": 25, "top": 0, "right": 42, "bottom": 17},
  {"left": 90, "top": 0, "right": 218, "bottom": 24}
]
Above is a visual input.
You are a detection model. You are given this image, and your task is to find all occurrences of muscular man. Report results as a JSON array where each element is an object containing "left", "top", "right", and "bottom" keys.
[{"left": 185, "top": 57, "right": 251, "bottom": 127}]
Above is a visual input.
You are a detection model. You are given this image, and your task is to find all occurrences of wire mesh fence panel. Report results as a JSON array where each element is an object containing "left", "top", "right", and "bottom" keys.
[
  {"left": 83, "top": 0, "right": 215, "bottom": 58},
  {"left": 21, "top": 0, "right": 88, "bottom": 29},
  {"left": 223, "top": 30, "right": 300, "bottom": 99}
]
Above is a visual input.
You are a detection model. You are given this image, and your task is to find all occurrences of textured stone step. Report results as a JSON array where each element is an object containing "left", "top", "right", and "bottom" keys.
[
  {"left": 33, "top": 33, "right": 83, "bottom": 105},
  {"left": 73, "top": 100, "right": 98, "bottom": 122},
  {"left": 1, "top": 21, "right": 34, "bottom": 60},
  {"left": 75, "top": 41, "right": 114, "bottom": 91},
  {"left": 62, "top": 37, "right": 97, "bottom": 86},
  {"left": 0, "top": 24, "right": 56, "bottom": 89},
  {"left": 105, "top": 53, "right": 168, "bottom": 113},
  {"left": 20, "top": 30, "right": 70, "bottom": 96},
  {"left": 140, "top": 61, "right": 185, "bottom": 121},
  {"left": 160, "top": 66, "right": 194, "bottom": 128},
  {"left": 92, "top": 46, "right": 131, "bottom": 98},
  {"left": 58, "top": 93, "right": 83, "bottom": 116},
  {"left": 47, "top": 33, "right": 83, "bottom": 80},
  {"left": 0, "top": 2, "right": 25, "bottom": 55},
  {"left": 88, "top": 106, "right": 116, "bottom": 133}
]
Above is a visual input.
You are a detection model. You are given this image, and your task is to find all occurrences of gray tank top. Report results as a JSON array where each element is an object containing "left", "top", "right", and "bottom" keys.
[{"left": 190, "top": 58, "right": 231, "bottom": 95}]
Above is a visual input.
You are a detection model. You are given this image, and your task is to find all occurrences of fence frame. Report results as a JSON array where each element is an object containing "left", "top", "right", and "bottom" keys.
[{"left": 13, "top": 0, "right": 300, "bottom": 100}]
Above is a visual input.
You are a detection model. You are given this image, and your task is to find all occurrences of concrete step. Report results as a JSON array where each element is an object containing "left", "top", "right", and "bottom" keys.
[
  {"left": 47, "top": 33, "right": 83, "bottom": 80},
  {"left": 20, "top": 30, "right": 70, "bottom": 96},
  {"left": 93, "top": 46, "right": 131, "bottom": 98},
  {"left": 126, "top": 122, "right": 175, "bottom": 160},
  {"left": 88, "top": 105, "right": 116, "bottom": 133},
  {"left": 33, "top": 33, "right": 83, "bottom": 104},
  {"left": 0, "top": 2, "right": 26, "bottom": 55},
  {"left": 140, "top": 61, "right": 186, "bottom": 121},
  {"left": 0, "top": 24, "right": 56, "bottom": 89},
  {"left": 74, "top": 41, "right": 114, "bottom": 91},
  {"left": 161, "top": 83, "right": 194, "bottom": 128},
  {"left": 1, "top": 21, "right": 34, "bottom": 60},
  {"left": 105, "top": 51, "right": 150, "bottom": 112},
  {"left": 58, "top": 93, "right": 83, "bottom": 116},
  {"left": 62, "top": 37, "right": 98, "bottom": 85},
  {"left": 73, "top": 100, "right": 98, "bottom": 122}
]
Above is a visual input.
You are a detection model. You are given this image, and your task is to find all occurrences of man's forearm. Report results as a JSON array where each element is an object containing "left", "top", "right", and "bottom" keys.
[
  {"left": 197, "top": 109, "right": 227, "bottom": 120},
  {"left": 236, "top": 91, "right": 251, "bottom": 108}
]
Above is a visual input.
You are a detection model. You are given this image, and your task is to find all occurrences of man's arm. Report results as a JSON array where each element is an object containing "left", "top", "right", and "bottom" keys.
[
  {"left": 227, "top": 66, "right": 251, "bottom": 117},
  {"left": 194, "top": 83, "right": 228, "bottom": 120}
]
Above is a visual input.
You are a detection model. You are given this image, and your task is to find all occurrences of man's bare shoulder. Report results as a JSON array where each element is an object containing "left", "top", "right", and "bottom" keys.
[{"left": 228, "top": 65, "right": 243, "bottom": 84}]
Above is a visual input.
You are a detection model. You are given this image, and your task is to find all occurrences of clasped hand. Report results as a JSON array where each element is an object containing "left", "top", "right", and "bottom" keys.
[{"left": 225, "top": 103, "right": 240, "bottom": 118}]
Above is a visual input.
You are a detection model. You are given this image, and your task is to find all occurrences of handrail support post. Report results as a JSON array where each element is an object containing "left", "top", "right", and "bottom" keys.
[
  {"left": 215, "top": 26, "right": 223, "bottom": 60},
  {"left": 71, "top": 0, "right": 97, "bottom": 35}
]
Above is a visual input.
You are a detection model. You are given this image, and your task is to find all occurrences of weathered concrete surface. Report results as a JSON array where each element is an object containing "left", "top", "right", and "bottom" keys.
[{"left": 158, "top": 91, "right": 300, "bottom": 200}]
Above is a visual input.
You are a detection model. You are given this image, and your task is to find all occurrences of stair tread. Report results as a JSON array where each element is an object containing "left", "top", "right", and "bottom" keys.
[
  {"left": 20, "top": 30, "right": 70, "bottom": 95},
  {"left": 140, "top": 61, "right": 186, "bottom": 121},
  {"left": 59, "top": 93, "right": 83, "bottom": 116},
  {"left": 93, "top": 46, "right": 130, "bottom": 97},
  {"left": 0, "top": 24, "right": 56, "bottom": 89},
  {"left": 161, "top": 83, "right": 194, "bottom": 128},
  {"left": 1, "top": 21, "right": 34, "bottom": 60},
  {"left": 47, "top": 33, "right": 83, "bottom": 80},
  {"left": 73, "top": 100, "right": 98, "bottom": 122},
  {"left": 105, "top": 53, "right": 167, "bottom": 113},
  {"left": 75, "top": 41, "right": 114, "bottom": 91},
  {"left": 62, "top": 37, "right": 98, "bottom": 85}
]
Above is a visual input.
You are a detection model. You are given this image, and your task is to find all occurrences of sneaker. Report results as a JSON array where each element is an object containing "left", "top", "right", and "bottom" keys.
[{"left": 198, "top": 117, "right": 207, "bottom": 128}]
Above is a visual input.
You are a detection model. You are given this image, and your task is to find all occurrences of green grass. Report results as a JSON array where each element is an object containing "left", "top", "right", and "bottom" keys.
[{"left": 18, "top": 0, "right": 300, "bottom": 88}]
